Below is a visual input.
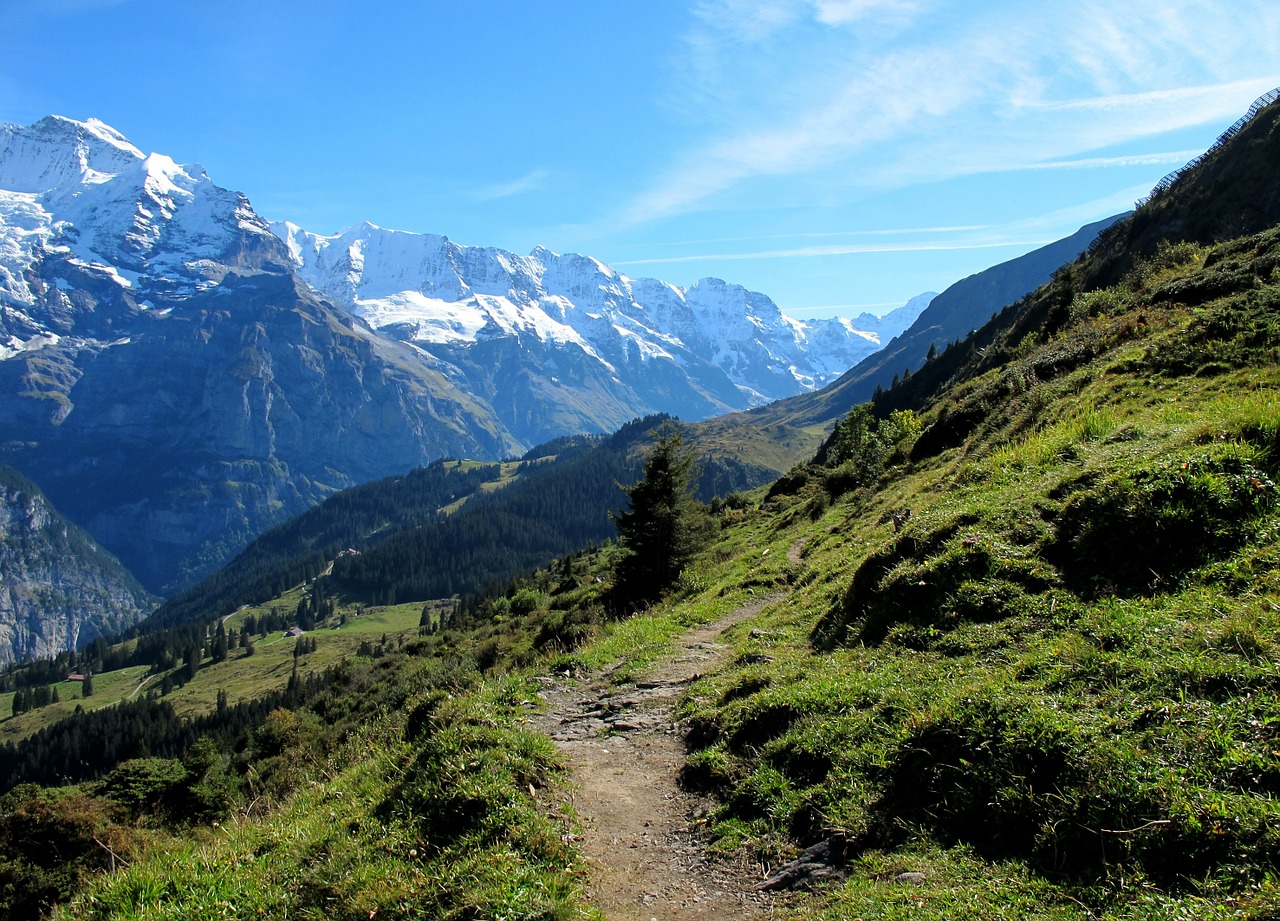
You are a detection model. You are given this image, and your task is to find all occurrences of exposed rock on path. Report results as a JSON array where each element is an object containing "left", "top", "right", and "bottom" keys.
[{"left": 535, "top": 595, "right": 789, "bottom": 920}]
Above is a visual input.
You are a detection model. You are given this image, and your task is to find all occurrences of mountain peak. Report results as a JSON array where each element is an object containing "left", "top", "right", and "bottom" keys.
[
  {"left": 0, "top": 115, "right": 287, "bottom": 313},
  {"left": 68, "top": 116, "right": 144, "bottom": 156},
  {"left": 1, "top": 115, "right": 146, "bottom": 192}
]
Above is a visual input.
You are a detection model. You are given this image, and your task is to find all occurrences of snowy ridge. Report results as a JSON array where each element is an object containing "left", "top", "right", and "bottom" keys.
[
  {"left": 0, "top": 114, "right": 928, "bottom": 408},
  {"left": 0, "top": 115, "right": 282, "bottom": 331},
  {"left": 272, "top": 221, "right": 919, "bottom": 403}
]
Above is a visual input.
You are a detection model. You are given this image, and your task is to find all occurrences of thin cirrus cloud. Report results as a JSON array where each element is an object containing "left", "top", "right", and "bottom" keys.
[
  {"left": 634, "top": 224, "right": 991, "bottom": 250},
  {"left": 1013, "top": 151, "right": 1202, "bottom": 172},
  {"left": 472, "top": 168, "right": 551, "bottom": 202},
  {"left": 614, "top": 182, "right": 1154, "bottom": 269},
  {"left": 614, "top": 2, "right": 1280, "bottom": 230},
  {"left": 614, "top": 238, "right": 1052, "bottom": 268}
]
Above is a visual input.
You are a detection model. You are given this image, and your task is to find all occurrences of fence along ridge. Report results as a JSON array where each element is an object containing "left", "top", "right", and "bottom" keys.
[
  {"left": 1088, "top": 86, "right": 1280, "bottom": 256},
  {"left": 1136, "top": 86, "right": 1280, "bottom": 207}
]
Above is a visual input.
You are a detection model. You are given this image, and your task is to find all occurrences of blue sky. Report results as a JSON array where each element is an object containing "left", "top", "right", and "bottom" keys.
[{"left": 3, "top": 1, "right": 1279, "bottom": 318}]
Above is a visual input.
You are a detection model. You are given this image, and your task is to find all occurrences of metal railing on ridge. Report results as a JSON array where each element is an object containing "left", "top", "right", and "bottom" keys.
[{"left": 1086, "top": 86, "right": 1280, "bottom": 256}]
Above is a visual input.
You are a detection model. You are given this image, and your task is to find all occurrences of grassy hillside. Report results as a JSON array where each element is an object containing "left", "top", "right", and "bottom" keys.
[{"left": 669, "top": 235, "right": 1280, "bottom": 917}]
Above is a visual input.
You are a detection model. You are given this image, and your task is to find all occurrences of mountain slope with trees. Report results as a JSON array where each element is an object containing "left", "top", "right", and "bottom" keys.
[
  {"left": 0, "top": 115, "right": 917, "bottom": 605},
  {"left": 704, "top": 213, "right": 1125, "bottom": 437}
]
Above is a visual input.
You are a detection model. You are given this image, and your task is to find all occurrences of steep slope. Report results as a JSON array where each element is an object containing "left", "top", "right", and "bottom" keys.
[
  {"left": 1085, "top": 87, "right": 1280, "bottom": 286},
  {"left": 743, "top": 212, "right": 1126, "bottom": 429},
  {"left": 0, "top": 269, "right": 514, "bottom": 594},
  {"left": 0, "top": 465, "right": 153, "bottom": 663},
  {"left": 663, "top": 93, "right": 1280, "bottom": 918},
  {"left": 888, "top": 84, "right": 1280, "bottom": 452},
  {"left": 138, "top": 415, "right": 779, "bottom": 633},
  {"left": 674, "top": 229, "right": 1280, "bottom": 916},
  {"left": 678, "top": 216, "right": 1124, "bottom": 473}
]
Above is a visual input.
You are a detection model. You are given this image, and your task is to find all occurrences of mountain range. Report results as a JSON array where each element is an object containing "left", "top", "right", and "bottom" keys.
[
  {"left": 272, "top": 220, "right": 928, "bottom": 428},
  {"left": 0, "top": 115, "right": 923, "bottom": 598},
  {"left": 0, "top": 113, "right": 1118, "bottom": 660}
]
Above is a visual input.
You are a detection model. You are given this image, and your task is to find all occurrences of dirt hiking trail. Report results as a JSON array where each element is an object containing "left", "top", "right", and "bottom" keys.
[{"left": 534, "top": 593, "right": 794, "bottom": 921}]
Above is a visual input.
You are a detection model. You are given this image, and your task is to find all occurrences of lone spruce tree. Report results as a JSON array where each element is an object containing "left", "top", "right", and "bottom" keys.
[{"left": 612, "top": 426, "right": 701, "bottom": 608}]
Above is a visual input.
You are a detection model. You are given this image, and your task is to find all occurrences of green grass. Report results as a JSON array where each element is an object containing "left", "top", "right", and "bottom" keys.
[
  {"left": 0, "top": 666, "right": 151, "bottom": 743},
  {"left": 665, "top": 236, "right": 1280, "bottom": 918},
  {"left": 56, "top": 677, "right": 599, "bottom": 921},
  {"left": 1, "top": 600, "right": 430, "bottom": 741},
  {"left": 161, "top": 601, "right": 426, "bottom": 719}
]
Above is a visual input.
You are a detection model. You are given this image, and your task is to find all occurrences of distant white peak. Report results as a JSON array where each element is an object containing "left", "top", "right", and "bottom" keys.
[
  {"left": 902, "top": 291, "right": 937, "bottom": 311},
  {"left": 0, "top": 116, "right": 146, "bottom": 194},
  {"left": 271, "top": 221, "right": 309, "bottom": 264},
  {"left": 37, "top": 115, "right": 145, "bottom": 167}
]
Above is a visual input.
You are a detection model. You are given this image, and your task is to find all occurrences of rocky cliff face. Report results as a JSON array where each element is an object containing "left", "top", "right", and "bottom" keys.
[
  {"left": 0, "top": 268, "right": 517, "bottom": 593},
  {"left": 0, "top": 466, "right": 153, "bottom": 663}
]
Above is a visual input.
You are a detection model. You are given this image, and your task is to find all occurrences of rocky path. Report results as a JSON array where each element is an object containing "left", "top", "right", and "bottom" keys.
[{"left": 534, "top": 594, "right": 790, "bottom": 921}]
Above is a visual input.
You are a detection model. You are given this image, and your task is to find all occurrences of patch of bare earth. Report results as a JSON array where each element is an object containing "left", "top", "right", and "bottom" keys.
[{"left": 534, "top": 594, "right": 793, "bottom": 921}]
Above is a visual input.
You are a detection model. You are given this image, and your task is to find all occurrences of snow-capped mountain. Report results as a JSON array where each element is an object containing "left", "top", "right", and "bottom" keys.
[
  {"left": 271, "top": 221, "right": 918, "bottom": 408},
  {"left": 0, "top": 114, "right": 922, "bottom": 595},
  {"left": 0, "top": 116, "right": 285, "bottom": 328},
  {"left": 0, "top": 116, "right": 514, "bottom": 593}
]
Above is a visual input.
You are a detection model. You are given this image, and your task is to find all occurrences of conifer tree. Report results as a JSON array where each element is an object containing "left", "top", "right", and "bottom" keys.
[
  {"left": 612, "top": 426, "right": 701, "bottom": 608},
  {"left": 212, "top": 623, "right": 229, "bottom": 663}
]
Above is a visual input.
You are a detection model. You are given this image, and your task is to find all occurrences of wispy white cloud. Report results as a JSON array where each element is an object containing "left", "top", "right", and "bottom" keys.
[
  {"left": 620, "top": 224, "right": 989, "bottom": 252},
  {"left": 616, "top": 1, "right": 1280, "bottom": 229},
  {"left": 615, "top": 181, "right": 1156, "bottom": 269},
  {"left": 690, "top": 0, "right": 921, "bottom": 39},
  {"left": 614, "top": 238, "right": 1049, "bottom": 267},
  {"left": 473, "top": 169, "right": 550, "bottom": 201},
  {"left": 1013, "top": 151, "right": 1202, "bottom": 172},
  {"left": 811, "top": 0, "right": 921, "bottom": 26},
  {"left": 689, "top": 0, "right": 805, "bottom": 42},
  {"left": 1007, "top": 184, "right": 1154, "bottom": 234}
]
